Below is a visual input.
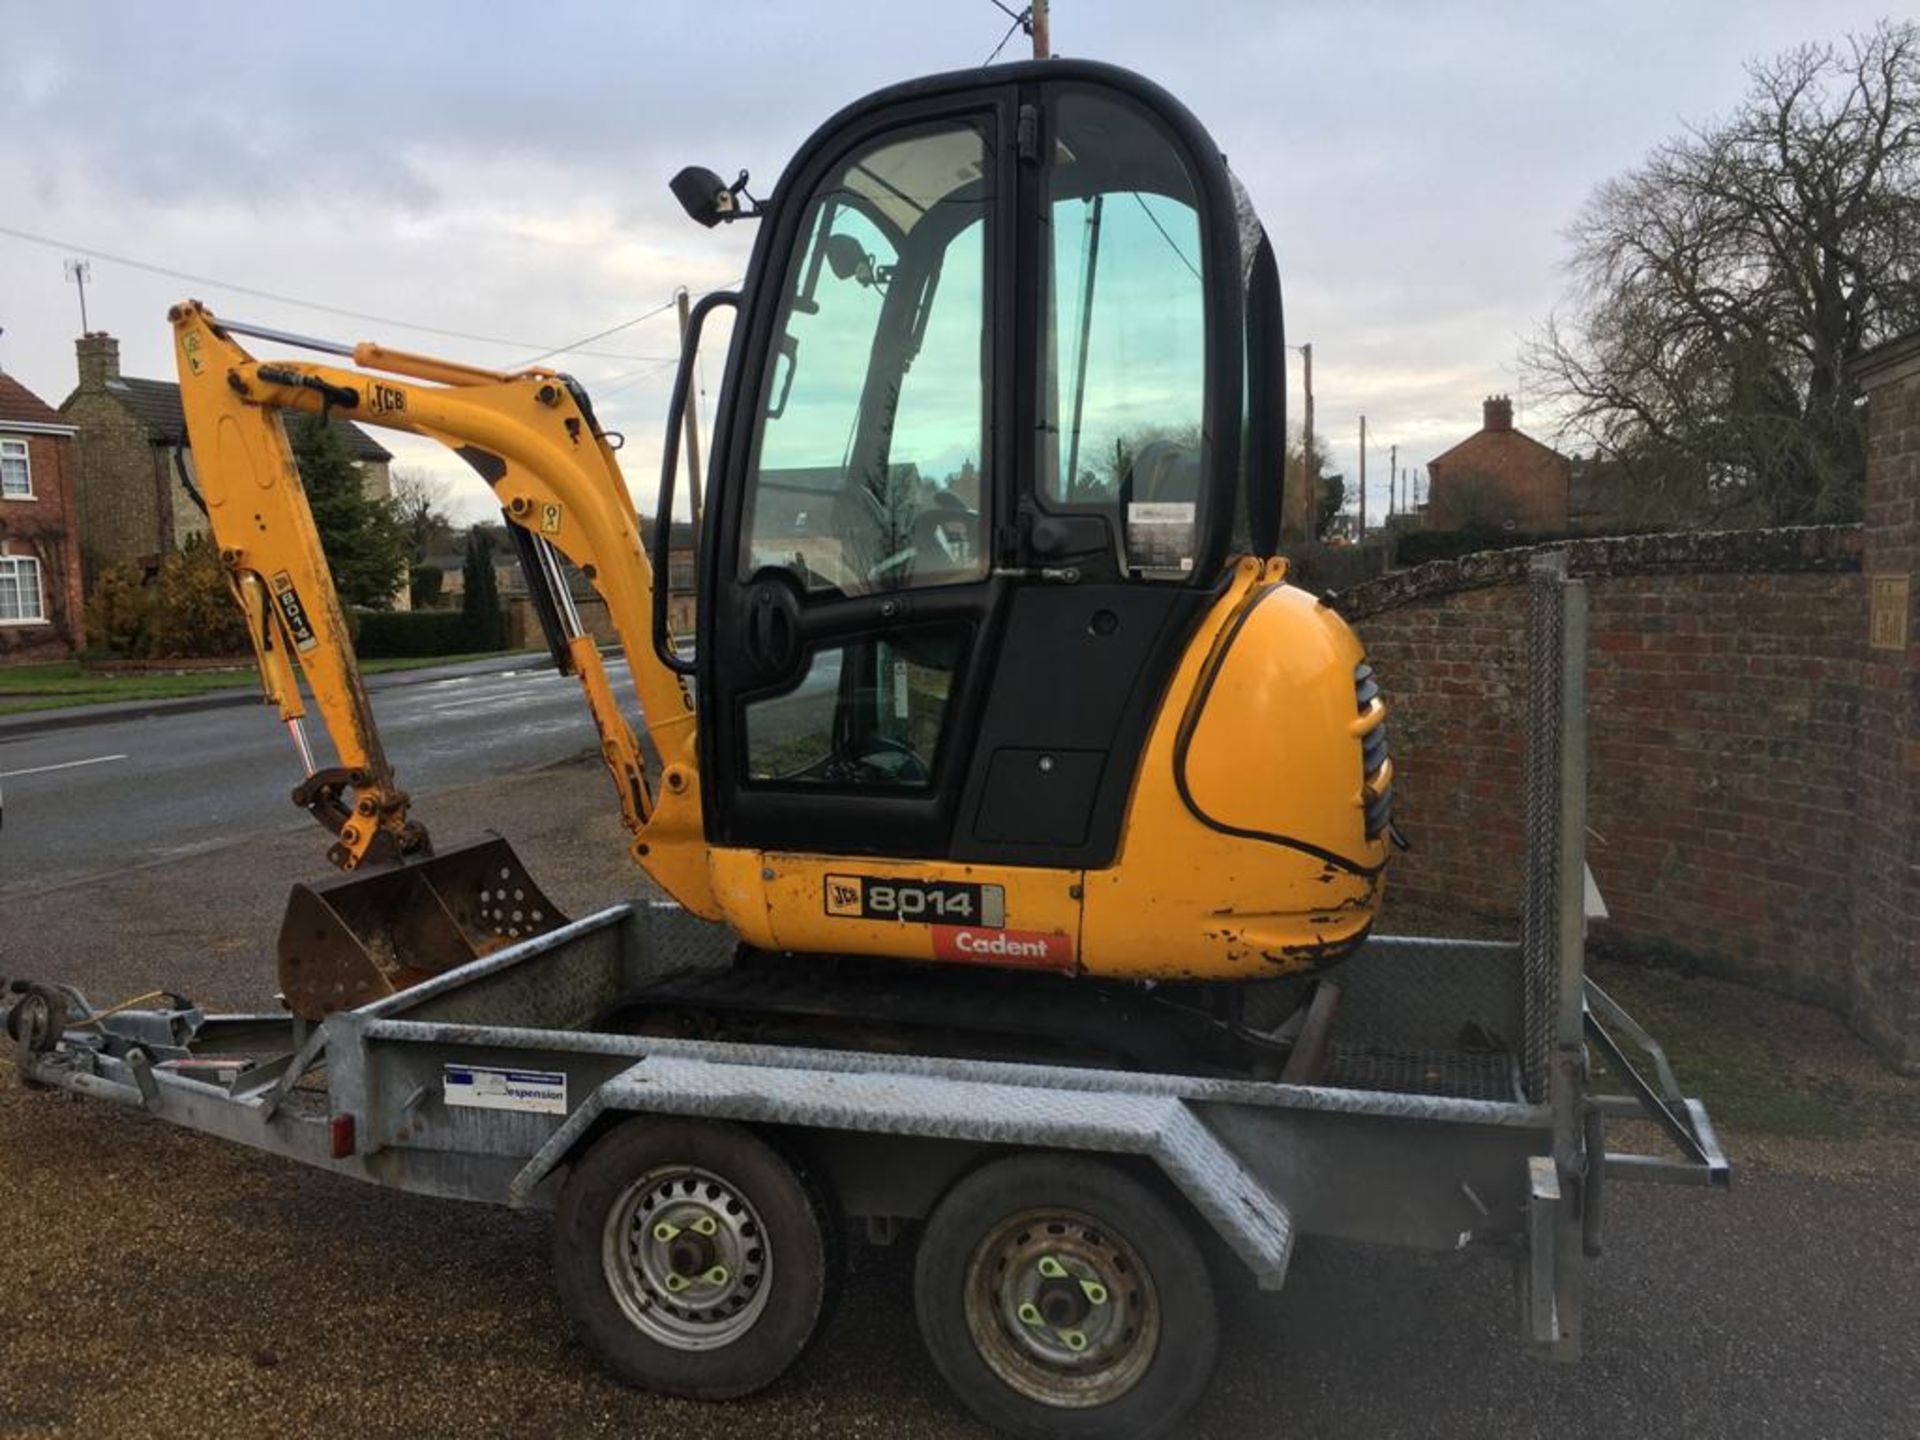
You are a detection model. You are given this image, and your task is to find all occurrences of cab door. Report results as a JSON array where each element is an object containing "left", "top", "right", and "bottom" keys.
[
  {"left": 700, "top": 90, "right": 1016, "bottom": 859},
  {"left": 697, "top": 64, "right": 1263, "bottom": 867}
]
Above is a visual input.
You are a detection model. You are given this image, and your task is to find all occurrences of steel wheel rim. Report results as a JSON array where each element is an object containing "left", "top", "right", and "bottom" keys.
[
  {"left": 962, "top": 1206, "right": 1161, "bottom": 1409},
  {"left": 602, "top": 1163, "right": 773, "bottom": 1351}
]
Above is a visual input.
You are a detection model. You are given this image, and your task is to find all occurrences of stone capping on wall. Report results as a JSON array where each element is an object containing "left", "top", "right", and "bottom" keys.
[{"left": 1334, "top": 524, "right": 1864, "bottom": 620}]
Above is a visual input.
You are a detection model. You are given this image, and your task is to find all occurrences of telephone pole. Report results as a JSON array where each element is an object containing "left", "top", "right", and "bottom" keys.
[
  {"left": 1358, "top": 415, "right": 1367, "bottom": 538},
  {"left": 1030, "top": 0, "right": 1049, "bottom": 58},
  {"left": 64, "top": 259, "right": 92, "bottom": 333},
  {"left": 1388, "top": 444, "right": 1397, "bottom": 519}
]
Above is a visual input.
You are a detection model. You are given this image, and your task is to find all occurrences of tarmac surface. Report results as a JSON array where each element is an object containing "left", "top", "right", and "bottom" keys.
[
  {"left": 0, "top": 653, "right": 633, "bottom": 900},
  {"left": 1, "top": 755, "right": 1916, "bottom": 1438}
]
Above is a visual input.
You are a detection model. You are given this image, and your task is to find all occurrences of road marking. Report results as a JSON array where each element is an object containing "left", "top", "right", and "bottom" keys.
[{"left": 0, "top": 753, "right": 129, "bottom": 780}]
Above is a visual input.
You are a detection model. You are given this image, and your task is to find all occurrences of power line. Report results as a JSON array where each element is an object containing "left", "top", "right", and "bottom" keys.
[
  {"left": 0, "top": 222, "right": 683, "bottom": 360},
  {"left": 514, "top": 298, "right": 680, "bottom": 366},
  {"left": 1129, "top": 192, "right": 1202, "bottom": 283},
  {"left": 982, "top": 5, "right": 1031, "bottom": 65}
]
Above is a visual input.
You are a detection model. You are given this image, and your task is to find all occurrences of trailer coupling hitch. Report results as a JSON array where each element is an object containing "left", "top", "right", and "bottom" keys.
[{"left": 5, "top": 980, "right": 70, "bottom": 1069}]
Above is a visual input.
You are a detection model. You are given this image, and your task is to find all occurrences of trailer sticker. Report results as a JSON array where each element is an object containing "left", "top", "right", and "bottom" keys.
[
  {"left": 825, "top": 875, "right": 1005, "bottom": 928},
  {"left": 444, "top": 1064, "right": 568, "bottom": 1115}
]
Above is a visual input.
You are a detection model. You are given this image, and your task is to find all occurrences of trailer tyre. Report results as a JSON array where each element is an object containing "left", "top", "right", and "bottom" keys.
[
  {"left": 914, "top": 1153, "right": 1218, "bottom": 1440},
  {"left": 553, "top": 1119, "right": 836, "bottom": 1399}
]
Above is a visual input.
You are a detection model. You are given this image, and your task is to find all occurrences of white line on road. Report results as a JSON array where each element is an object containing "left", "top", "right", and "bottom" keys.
[{"left": 0, "top": 753, "right": 129, "bottom": 780}]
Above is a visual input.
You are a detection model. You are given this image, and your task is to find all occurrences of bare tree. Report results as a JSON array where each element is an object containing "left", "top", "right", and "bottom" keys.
[
  {"left": 1526, "top": 21, "right": 1920, "bottom": 526},
  {"left": 1284, "top": 427, "right": 1344, "bottom": 539},
  {"left": 391, "top": 468, "right": 455, "bottom": 565}
]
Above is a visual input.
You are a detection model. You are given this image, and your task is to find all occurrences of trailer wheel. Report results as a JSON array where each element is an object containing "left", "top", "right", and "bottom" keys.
[
  {"left": 553, "top": 1119, "right": 836, "bottom": 1399},
  {"left": 914, "top": 1153, "right": 1218, "bottom": 1440}
]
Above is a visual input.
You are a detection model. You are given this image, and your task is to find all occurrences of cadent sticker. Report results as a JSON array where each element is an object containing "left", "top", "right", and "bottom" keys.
[
  {"left": 444, "top": 1064, "right": 567, "bottom": 1115},
  {"left": 931, "top": 925, "right": 1073, "bottom": 971},
  {"left": 540, "top": 501, "right": 563, "bottom": 535}
]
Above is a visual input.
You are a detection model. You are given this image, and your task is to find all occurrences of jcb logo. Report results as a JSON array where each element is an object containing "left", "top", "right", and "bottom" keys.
[
  {"left": 825, "top": 877, "right": 862, "bottom": 916},
  {"left": 367, "top": 383, "right": 407, "bottom": 416}
]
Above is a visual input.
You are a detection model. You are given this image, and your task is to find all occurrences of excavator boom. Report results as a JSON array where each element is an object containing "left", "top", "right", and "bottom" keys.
[{"left": 170, "top": 302, "right": 715, "bottom": 1013}]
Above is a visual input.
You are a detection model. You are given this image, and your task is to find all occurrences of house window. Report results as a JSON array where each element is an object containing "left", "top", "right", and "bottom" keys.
[
  {"left": 0, "top": 438, "right": 31, "bottom": 499},
  {"left": 0, "top": 553, "right": 46, "bottom": 624}
]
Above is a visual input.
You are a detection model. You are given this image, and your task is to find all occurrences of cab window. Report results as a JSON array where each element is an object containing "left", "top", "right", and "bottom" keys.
[
  {"left": 1040, "top": 91, "right": 1207, "bottom": 578},
  {"left": 741, "top": 121, "right": 991, "bottom": 597}
]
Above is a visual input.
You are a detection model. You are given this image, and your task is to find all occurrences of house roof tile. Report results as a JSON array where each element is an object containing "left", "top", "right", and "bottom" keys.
[{"left": 0, "top": 373, "right": 71, "bottom": 429}]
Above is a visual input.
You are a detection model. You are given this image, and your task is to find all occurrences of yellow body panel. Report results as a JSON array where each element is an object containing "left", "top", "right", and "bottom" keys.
[
  {"left": 705, "top": 556, "right": 1387, "bottom": 983},
  {"left": 1081, "top": 559, "right": 1386, "bottom": 980}
]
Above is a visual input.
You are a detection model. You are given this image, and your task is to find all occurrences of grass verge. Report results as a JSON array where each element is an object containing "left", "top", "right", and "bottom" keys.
[
  {"left": 1588, "top": 959, "right": 1918, "bottom": 1141},
  {"left": 0, "top": 652, "right": 535, "bottom": 715}
]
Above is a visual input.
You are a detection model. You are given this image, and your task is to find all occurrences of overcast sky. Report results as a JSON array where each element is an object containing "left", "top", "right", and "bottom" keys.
[{"left": 0, "top": 1, "right": 1898, "bottom": 526}]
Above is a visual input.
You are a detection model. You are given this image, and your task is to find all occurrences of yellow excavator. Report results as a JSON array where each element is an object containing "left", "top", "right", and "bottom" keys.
[{"left": 171, "top": 57, "right": 1393, "bottom": 1066}]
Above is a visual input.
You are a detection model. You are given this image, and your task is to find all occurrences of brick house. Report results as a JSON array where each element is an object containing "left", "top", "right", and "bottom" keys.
[
  {"left": 0, "top": 373, "right": 85, "bottom": 662},
  {"left": 1426, "top": 396, "right": 1571, "bottom": 533},
  {"left": 59, "top": 332, "right": 394, "bottom": 581}
]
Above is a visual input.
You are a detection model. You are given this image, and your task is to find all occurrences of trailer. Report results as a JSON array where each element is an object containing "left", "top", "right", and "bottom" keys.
[{"left": 6, "top": 560, "right": 1727, "bottom": 1438}]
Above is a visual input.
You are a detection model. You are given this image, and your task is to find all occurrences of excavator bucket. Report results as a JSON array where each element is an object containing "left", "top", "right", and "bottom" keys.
[{"left": 276, "top": 836, "right": 569, "bottom": 1019}]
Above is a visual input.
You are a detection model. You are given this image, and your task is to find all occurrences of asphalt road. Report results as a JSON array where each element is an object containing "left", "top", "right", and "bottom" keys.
[{"left": 0, "top": 655, "right": 635, "bottom": 900}]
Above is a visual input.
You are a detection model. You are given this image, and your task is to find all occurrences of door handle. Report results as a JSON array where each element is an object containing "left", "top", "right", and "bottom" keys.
[{"left": 746, "top": 587, "right": 798, "bottom": 676}]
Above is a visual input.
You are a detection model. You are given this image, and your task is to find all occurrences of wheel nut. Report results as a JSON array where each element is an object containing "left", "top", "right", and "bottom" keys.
[
  {"left": 1059, "top": 1328, "right": 1089, "bottom": 1353},
  {"left": 652, "top": 1221, "right": 680, "bottom": 1243},
  {"left": 1038, "top": 1256, "right": 1068, "bottom": 1279},
  {"left": 1079, "top": 1279, "right": 1109, "bottom": 1306},
  {"left": 691, "top": 1215, "right": 719, "bottom": 1237},
  {"left": 703, "top": 1265, "right": 730, "bottom": 1286}
]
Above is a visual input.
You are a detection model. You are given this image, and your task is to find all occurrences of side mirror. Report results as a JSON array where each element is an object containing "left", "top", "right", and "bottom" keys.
[
  {"left": 670, "top": 166, "right": 734, "bottom": 228},
  {"left": 824, "top": 233, "right": 868, "bottom": 281}
]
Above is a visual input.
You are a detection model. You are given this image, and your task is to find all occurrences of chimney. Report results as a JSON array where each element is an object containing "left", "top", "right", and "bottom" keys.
[
  {"left": 76, "top": 331, "right": 121, "bottom": 390},
  {"left": 1483, "top": 395, "right": 1513, "bottom": 433}
]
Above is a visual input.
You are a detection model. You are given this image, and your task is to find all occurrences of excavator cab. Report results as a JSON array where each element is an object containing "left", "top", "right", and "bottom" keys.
[
  {"left": 166, "top": 58, "right": 1386, "bottom": 1024},
  {"left": 677, "top": 60, "right": 1285, "bottom": 868}
]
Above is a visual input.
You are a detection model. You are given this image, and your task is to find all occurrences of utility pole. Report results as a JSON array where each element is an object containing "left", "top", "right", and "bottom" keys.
[
  {"left": 1358, "top": 415, "right": 1367, "bottom": 538},
  {"left": 64, "top": 259, "right": 92, "bottom": 333},
  {"left": 674, "top": 288, "right": 704, "bottom": 538},
  {"left": 1388, "top": 444, "right": 1397, "bottom": 519},
  {"left": 1030, "top": 0, "right": 1050, "bottom": 58}
]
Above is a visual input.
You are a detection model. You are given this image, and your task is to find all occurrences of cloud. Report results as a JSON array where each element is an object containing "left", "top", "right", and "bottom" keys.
[{"left": 0, "top": 0, "right": 1896, "bottom": 530}]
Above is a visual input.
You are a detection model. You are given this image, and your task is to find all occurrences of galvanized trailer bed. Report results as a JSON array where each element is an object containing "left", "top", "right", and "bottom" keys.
[{"left": 7, "top": 558, "right": 1727, "bottom": 1431}]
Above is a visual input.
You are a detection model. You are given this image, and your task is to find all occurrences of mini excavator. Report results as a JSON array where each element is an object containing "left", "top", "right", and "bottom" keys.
[{"left": 170, "top": 59, "right": 1393, "bottom": 1072}]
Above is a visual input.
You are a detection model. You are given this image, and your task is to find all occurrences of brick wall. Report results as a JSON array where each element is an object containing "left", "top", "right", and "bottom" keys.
[
  {"left": 1852, "top": 335, "right": 1920, "bottom": 1071},
  {"left": 0, "top": 428, "right": 86, "bottom": 660},
  {"left": 1341, "top": 526, "right": 1891, "bottom": 1049},
  {"left": 61, "top": 387, "right": 166, "bottom": 577}
]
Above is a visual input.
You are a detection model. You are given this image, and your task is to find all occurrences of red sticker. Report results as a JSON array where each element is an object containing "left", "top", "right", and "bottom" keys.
[{"left": 931, "top": 925, "right": 1074, "bottom": 971}]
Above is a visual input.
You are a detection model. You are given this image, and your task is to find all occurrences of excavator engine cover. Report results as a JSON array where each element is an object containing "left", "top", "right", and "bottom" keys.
[{"left": 276, "top": 836, "right": 568, "bottom": 1019}]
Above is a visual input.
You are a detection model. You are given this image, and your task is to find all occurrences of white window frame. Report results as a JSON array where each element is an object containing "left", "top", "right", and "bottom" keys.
[
  {"left": 0, "top": 437, "right": 31, "bottom": 500},
  {"left": 0, "top": 552, "right": 47, "bottom": 626}
]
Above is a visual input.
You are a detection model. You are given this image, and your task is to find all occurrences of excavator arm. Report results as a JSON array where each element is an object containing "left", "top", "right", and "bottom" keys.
[{"left": 169, "top": 300, "right": 717, "bottom": 926}]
